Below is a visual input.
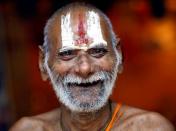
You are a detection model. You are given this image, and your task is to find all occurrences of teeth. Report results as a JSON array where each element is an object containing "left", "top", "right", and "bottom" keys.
[
  {"left": 64, "top": 77, "right": 103, "bottom": 84},
  {"left": 63, "top": 71, "right": 109, "bottom": 85},
  {"left": 67, "top": 80, "right": 102, "bottom": 87}
]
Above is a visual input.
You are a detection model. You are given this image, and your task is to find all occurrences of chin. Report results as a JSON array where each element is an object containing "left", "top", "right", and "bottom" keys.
[
  {"left": 49, "top": 61, "right": 119, "bottom": 112},
  {"left": 50, "top": 70, "right": 118, "bottom": 112},
  {"left": 54, "top": 78, "right": 114, "bottom": 112}
]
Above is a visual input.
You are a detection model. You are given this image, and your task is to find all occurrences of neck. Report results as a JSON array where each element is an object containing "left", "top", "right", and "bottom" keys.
[{"left": 60, "top": 101, "right": 111, "bottom": 131}]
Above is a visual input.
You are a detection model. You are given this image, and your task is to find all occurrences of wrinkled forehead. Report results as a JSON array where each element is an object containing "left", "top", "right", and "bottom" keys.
[{"left": 59, "top": 10, "right": 108, "bottom": 51}]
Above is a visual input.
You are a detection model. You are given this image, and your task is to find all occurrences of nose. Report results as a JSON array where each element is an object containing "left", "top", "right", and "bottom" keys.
[{"left": 75, "top": 54, "right": 92, "bottom": 78}]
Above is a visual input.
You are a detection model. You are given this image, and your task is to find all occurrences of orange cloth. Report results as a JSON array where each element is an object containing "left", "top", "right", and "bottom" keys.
[{"left": 105, "top": 103, "right": 122, "bottom": 131}]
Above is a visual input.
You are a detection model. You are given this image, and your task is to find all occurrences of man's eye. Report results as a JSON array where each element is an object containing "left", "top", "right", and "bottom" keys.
[
  {"left": 58, "top": 50, "right": 76, "bottom": 60},
  {"left": 88, "top": 48, "right": 108, "bottom": 58}
]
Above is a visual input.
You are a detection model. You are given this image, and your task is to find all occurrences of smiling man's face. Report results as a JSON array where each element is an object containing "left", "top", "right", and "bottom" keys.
[{"left": 42, "top": 8, "right": 121, "bottom": 112}]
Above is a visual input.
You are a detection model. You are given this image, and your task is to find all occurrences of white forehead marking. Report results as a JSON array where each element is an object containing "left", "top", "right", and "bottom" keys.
[
  {"left": 61, "top": 13, "right": 74, "bottom": 50},
  {"left": 87, "top": 11, "right": 107, "bottom": 48},
  {"left": 60, "top": 11, "right": 107, "bottom": 51}
]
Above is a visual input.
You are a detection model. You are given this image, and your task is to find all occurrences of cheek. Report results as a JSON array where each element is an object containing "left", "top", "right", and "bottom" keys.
[
  {"left": 52, "top": 61, "right": 73, "bottom": 76},
  {"left": 95, "top": 55, "right": 115, "bottom": 71}
]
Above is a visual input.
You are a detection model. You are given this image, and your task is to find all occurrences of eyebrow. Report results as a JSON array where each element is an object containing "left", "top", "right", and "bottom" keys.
[
  {"left": 58, "top": 47, "right": 78, "bottom": 52},
  {"left": 58, "top": 43, "right": 108, "bottom": 53},
  {"left": 88, "top": 43, "right": 108, "bottom": 49}
]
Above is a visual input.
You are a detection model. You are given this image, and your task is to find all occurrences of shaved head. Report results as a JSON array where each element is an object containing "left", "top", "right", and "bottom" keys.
[
  {"left": 43, "top": 2, "right": 119, "bottom": 54},
  {"left": 40, "top": 2, "right": 123, "bottom": 112}
]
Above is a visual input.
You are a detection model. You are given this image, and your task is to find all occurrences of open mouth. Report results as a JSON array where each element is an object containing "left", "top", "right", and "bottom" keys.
[{"left": 67, "top": 80, "right": 103, "bottom": 88}]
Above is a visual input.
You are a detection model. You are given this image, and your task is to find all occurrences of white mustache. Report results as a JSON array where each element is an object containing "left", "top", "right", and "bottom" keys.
[{"left": 61, "top": 71, "right": 112, "bottom": 85}]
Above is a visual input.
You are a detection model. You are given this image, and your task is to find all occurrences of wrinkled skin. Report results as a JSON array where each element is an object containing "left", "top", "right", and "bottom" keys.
[
  {"left": 10, "top": 104, "right": 175, "bottom": 131},
  {"left": 10, "top": 4, "right": 175, "bottom": 131}
]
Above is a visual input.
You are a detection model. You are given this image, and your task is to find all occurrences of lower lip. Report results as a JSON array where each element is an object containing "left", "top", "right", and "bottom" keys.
[
  {"left": 65, "top": 81, "right": 105, "bottom": 103},
  {"left": 67, "top": 80, "right": 103, "bottom": 89}
]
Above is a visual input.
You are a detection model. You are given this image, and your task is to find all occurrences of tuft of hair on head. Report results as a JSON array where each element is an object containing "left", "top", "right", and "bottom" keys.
[{"left": 42, "top": 2, "right": 120, "bottom": 55}]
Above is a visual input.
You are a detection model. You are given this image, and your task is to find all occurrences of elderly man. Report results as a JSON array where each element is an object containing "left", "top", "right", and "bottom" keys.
[{"left": 10, "top": 2, "right": 175, "bottom": 131}]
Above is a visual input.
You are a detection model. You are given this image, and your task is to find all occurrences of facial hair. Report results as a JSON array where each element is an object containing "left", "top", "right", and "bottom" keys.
[{"left": 44, "top": 50, "right": 120, "bottom": 112}]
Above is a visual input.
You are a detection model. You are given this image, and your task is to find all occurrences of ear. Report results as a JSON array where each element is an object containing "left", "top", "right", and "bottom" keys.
[
  {"left": 116, "top": 41, "right": 123, "bottom": 74},
  {"left": 39, "top": 45, "right": 48, "bottom": 81}
]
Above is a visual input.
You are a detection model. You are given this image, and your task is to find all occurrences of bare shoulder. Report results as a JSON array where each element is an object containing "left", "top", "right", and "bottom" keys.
[
  {"left": 9, "top": 108, "right": 61, "bottom": 131},
  {"left": 112, "top": 104, "right": 175, "bottom": 131}
]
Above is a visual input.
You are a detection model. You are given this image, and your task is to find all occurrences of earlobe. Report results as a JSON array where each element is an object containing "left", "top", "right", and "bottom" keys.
[
  {"left": 116, "top": 41, "right": 123, "bottom": 74},
  {"left": 39, "top": 45, "right": 48, "bottom": 81},
  {"left": 118, "top": 64, "right": 123, "bottom": 74}
]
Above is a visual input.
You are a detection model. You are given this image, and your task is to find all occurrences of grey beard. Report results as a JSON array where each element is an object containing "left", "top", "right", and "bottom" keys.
[
  {"left": 50, "top": 68, "right": 118, "bottom": 112},
  {"left": 45, "top": 50, "right": 120, "bottom": 112}
]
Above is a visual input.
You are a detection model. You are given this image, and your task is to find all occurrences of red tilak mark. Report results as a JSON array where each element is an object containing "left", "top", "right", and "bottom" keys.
[
  {"left": 78, "top": 19, "right": 86, "bottom": 38},
  {"left": 75, "top": 14, "right": 89, "bottom": 45}
]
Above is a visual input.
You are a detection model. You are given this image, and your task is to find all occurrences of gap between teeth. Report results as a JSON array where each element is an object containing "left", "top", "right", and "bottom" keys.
[{"left": 68, "top": 80, "right": 102, "bottom": 85}]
